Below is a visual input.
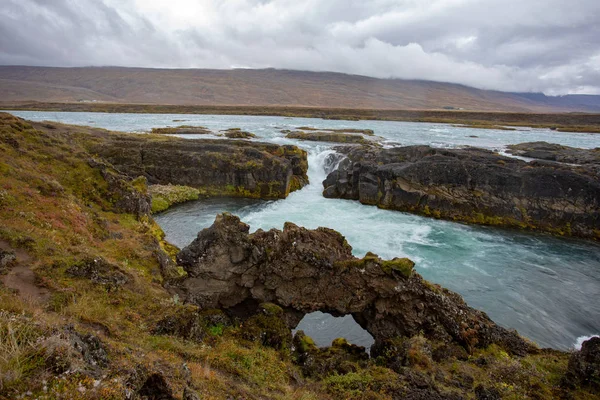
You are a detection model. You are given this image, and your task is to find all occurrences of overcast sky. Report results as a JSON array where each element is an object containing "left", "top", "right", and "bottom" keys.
[{"left": 1, "top": 0, "right": 599, "bottom": 94}]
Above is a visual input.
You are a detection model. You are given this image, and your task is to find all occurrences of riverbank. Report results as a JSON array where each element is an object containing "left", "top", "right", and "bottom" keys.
[{"left": 2, "top": 101, "right": 600, "bottom": 133}]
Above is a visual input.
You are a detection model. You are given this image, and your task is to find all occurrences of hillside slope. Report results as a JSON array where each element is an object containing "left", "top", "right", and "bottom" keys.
[{"left": 1, "top": 66, "right": 599, "bottom": 112}]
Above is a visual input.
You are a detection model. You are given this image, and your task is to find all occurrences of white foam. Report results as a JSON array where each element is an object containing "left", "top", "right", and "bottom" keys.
[{"left": 574, "top": 335, "right": 600, "bottom": 350}]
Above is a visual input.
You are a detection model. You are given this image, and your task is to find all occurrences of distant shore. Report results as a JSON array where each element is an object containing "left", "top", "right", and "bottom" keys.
[{"left": 2, "top": 101, "right": 600, "bottom": 133}]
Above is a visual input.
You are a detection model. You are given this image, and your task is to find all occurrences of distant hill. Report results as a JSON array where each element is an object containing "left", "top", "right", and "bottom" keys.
[{"left": 1, "top": 66, "right": 599, "bottom": 112}]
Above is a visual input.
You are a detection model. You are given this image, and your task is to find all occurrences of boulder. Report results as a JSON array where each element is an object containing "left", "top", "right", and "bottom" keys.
[{"left": 322, "top": 145, "right": 600, "bottom": 239}]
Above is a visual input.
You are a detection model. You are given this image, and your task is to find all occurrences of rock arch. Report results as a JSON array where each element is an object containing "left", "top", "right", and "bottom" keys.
[{"left": 171, "top": 213, "right": 532, "bottom": 355}]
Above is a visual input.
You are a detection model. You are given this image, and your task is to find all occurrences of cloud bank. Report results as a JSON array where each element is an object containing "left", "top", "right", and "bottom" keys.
[{"left": 1, "top": 0, "right": 599, "bottom": 94}]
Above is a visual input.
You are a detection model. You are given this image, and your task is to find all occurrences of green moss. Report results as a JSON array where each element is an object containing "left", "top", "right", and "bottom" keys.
[
  {"left": 149, "top": 184, "right": 201, "bottom": 213},
  {"left": 151, "top": 197, "right": 170, "bottom": 213},
  {"left": 296, "top": 334, "right": 317, "bottom": 353},
  {"left": 288, "top": 175, "right": 304, "bottom": 193},
  {"left": 259, "top": 302, "right": 284, "bottom": 316},
  {"left": 332, "top": 338, "right": 351, "bottom": 347},
  {"left": 380, "top": 257, "right": 414, "bottom": 278}
]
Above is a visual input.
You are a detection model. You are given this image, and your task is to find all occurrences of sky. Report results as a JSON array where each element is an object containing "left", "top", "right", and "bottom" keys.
[{"left": 1, "top": 0, "right": 599, "bottom": 95}]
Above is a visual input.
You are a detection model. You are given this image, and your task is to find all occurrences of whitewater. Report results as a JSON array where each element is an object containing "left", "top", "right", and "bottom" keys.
[{"left": 8, "top": 110, "right": 600, "bottom": 351}]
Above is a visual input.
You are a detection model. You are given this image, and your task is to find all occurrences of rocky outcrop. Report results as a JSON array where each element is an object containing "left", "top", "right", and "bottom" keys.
[
  {"left": 507, "top": 141, "right": 600, "bottom": 164},
  {"left": 151, "top": 125, "right": 213, "bottom": 135},
  {"left": 65, "top": 256, "right": 130, "bottom": 292},
  {"left": 563, "top": 337, "right": 600, "bottom": 391},
  {"left": 91, "top": 136, "right": 308, "bottom": 200},
  {"left": 88, "top": 158, "right": 151, "bottom": 218},
  {"left": 171, "top": 213, "right": 534, "bottom": 356},
  {"left": 285, "top": 130, "right": 372, "bottom": 144},
  {"left": 322, "top": 145, "right": 600, "bottom": 239},
  {"left": 148, "top": 184, "right": 201, "bottom": 213},
  {"left": 221, "top": 128, "right": 257, "bottom": 139},
  {"left": 296, "top": 127, "right": 375, "bottom": 136}
]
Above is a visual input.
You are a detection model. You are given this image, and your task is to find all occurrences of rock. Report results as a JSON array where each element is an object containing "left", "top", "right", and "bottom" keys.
[
  {"left": 0, "top": 249, "right": 16, "bottom": 272},
  {"left": 432, "top": 343, "right": 470, "bottom": 362},
  {"left": 239, "top": 303, "right": 292, "bottom": 351},
  {"left": 148, "top": 184, "right": 201, "bottom": 213},
  {"left": 474, "top": 384, "right": 501, "bottom": 400},
  {"left": 65, "top": 256, "right": 129, "bottom": 292},
  {"left": 173, "top": 213, "right": 535, "bottom": 355},
  {"left": 221, "top": 128, "right": 257, "bottom": 139},
  {"left": 374, "top": 336, "right": 433, "bottom": 372},
  {"left": 138, "top": 373, "right": 176, "bottom": 400},
  {"left": 507, "top": 141, "right": 600, "bottom": 164},
  {"left": 67, "top": 326, "right": 109, "bottom": 370},
  {"left": 292, "top": 331, "right": 369, "bottom": 377},
  {"left": 42, "top": 326, "right": 109, "bottom": 377},
  {"left": 151, "top": 125, "right": 213, "bottom": 135},
  {"left": 285, "top": 130, "right": 376, "bottom": 145},
  {"left": 563, "top": 337, "right": 600, "bottom": 390},
  {"left": 88, "top": 158, "right": 151, "bottom": 218},
  {"left": 322, "top": 145, "right": 600, "bottom": 239},
  {"left": 183, "top": 386, "right": 201, "bottom": 400},
  {"left": 296, "top": 127, "right": 375, "bottom": 136},
  {"left": 153, "top": 306, "right": 232, "bottom": 343},
  {"left": 92, "top": 136, "right": 308, "bottom": 200}
]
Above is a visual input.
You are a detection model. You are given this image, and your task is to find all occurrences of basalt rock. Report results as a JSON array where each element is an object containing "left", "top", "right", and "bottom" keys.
[
  {"left": 221, "top": 128, "right": 257, "bottom": 139},
  {"left": 285, "top": 130, "right": 375, "bottom": 145},
  {"left": 507, "top": 141, "right": 600, "bottom": 165},
  {"left": 151, "top": 125, "right": 213, "bottom": 135},
  {"left": 92, "top": 136, "right": 308, "bottom": 200},
  {"left": 322, "top": 145, "right": 600, "bottom": 239},
  {"left": 563, "top": 337, "right": 600, "bottom": 391},
  {"left": 172, "top": 213, "right": 534, "bottom": 356},
  {"left": 65, "top": 256, "right": 130, "bottom": 292},
  {"left": 293, "top": 331, "right": 369, "bottom": 377},
  {"left": 88, "top": 158, "right": 151, "bottom": 218}
]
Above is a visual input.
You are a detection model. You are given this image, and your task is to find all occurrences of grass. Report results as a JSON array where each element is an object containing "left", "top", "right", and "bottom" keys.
[{"left": 0, "top": 312, "right": 47, "bottom": 391}]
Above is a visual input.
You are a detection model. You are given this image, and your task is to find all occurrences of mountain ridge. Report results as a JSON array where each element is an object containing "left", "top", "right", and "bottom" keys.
[{"left": 1, "top": 65, "right": 599, "bottom": 112}]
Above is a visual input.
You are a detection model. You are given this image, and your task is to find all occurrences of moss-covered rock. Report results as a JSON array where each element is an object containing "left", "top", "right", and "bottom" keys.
[
  {"left": 285, "top": 130, "right": 375, "bottom": 145},
  {"left": 221, "top": 128, "right": 257, "bottom": 139},
  {"left": 149, "top": 184, "right": 201, "bottom": 213},
  {"left": 293, "top": 331, "right": 369, "bottom": 378},
  {"left": 239, "top": 303, "right": 292, "bottom": 352},
  {"left": 151, "top": 125, "right": 212, "bottom": 135},
  {"left": 380, "top": 257, "right": 415, "bottom": 278},
  {"left": 92, "top": 135, "right": 309, "bottom": 200},
  {"left": 153, "top": 306, "right": 232, "bottom": 343}
]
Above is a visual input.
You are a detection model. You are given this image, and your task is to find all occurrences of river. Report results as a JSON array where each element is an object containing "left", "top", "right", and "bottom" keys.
[{"left": 7, "top": 110, "right": 600, "bottom": 351}]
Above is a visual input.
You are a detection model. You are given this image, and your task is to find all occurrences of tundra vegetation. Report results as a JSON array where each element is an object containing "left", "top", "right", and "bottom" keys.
[{"left": 0, "top": 113, "right": 598, "bottom": 399}]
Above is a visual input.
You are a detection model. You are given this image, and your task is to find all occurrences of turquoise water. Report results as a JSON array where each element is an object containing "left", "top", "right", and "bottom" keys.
[{"left": 7, "top": 110, "right": 600, "bottom": 350}]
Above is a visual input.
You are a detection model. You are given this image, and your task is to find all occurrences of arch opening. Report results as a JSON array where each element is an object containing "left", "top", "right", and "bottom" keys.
[{"left": 293, "top": 311, "right": 375, "bottom": 351}]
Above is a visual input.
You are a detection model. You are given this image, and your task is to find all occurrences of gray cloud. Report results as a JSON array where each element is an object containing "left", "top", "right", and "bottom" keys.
[{"left": 1, "top": 0, "right": 599, "bottom": 94}]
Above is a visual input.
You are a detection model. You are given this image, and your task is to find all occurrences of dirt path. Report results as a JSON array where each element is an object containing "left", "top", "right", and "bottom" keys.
[{"left": 0, "top": 240, "right": 50, "bottom": 303}]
